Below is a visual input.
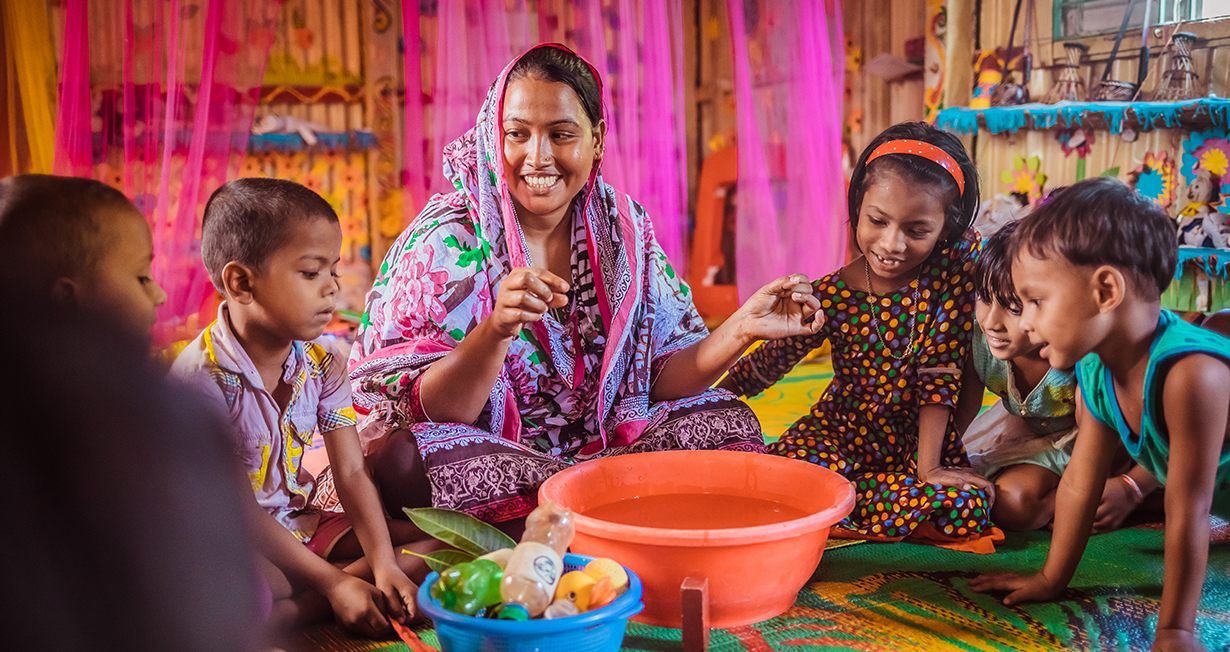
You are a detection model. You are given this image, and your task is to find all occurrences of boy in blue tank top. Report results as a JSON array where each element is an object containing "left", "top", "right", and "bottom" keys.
[{"left": 970, "top": 178, "right": 1230, "bottom": 652}]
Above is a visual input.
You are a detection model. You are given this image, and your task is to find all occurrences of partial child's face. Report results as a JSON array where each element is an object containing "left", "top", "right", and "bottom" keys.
[
  {"left": 77, "top": 209, "right": 168, "bottom": 337},
  {"left": 856, "top": 170, "right": 949, "bottom": 287},
  {"left": 247, "top": 216, "right": 341, "bottom": 342},
  {"left": 1012, "top": 249, "right": 1105, "bottom": 370},
  {"left": 975, "top": 296, "right": 1037, "bottom": 361},
  {"left": 501, "top": 76, "right": 605, "bottom": 225}
]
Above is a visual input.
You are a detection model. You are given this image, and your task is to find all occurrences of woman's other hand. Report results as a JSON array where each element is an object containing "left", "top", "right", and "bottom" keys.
[
  {"left": 735, "top": 274, "right": 824, "bottom": 343},
  {"left": 488, "top": 267, "right": 570, "bottom": 338}
]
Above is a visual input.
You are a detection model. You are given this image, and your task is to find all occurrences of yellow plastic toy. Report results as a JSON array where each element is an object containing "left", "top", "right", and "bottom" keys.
[
  {"left": 553, "top": 571, "right": 597, "bottom": 611},
  {"left": 583, "top": 558, "right": 629, "bottom": 595}
]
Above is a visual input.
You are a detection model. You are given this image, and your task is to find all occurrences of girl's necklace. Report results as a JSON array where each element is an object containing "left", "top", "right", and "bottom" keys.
[{"left": 864, "top": 258, "right": 922, "bottom": 360}]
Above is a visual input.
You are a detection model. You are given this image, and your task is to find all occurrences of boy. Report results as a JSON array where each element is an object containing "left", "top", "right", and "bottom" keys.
[
  {"left": 172, "top": 178, "right": 438, "bottom": 638},
  {"left": 0, "top": 175, "right": 167, "bottom": 339},
  {"left": 957, "top": 220, "right": 1159, "bottom": 533},
  {"left": 971, "top": 178, "right": 1230, "bottom": 652}
]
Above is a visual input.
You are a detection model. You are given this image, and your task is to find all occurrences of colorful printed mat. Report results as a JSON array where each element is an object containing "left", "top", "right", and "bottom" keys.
[
  {"left": 289, "top": 523, "right": 1230, "bottom": 651},
  {"left": 289, "top": 357, "right": 1230, "bottom": 651}
]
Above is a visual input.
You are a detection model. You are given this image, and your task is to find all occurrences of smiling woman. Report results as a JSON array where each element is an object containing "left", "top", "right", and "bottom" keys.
[{"left": 349, "top": 44, "right": 823, "bottom": 524}]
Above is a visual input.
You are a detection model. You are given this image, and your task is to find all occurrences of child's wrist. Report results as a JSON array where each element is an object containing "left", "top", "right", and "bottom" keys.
[{"left": 1119, "top": 473, "right": 1144, "bottom": 505}]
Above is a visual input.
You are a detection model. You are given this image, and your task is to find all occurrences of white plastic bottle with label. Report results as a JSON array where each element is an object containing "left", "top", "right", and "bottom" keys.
[{"left": 499, "top": 501, "right": 575, "bottom": 617}]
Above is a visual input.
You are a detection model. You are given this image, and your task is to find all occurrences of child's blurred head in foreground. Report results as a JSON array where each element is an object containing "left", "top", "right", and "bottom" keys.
[
  {"left": 201, "top": 178, "right": 342, "bottom": 343},
  {"left": 0, "top": 175, "right": 167, "bottom": 337},
  {"left": 973, "top": 220, "right": 1039, "bottom": 363},
  {"left": 1009, "top": 177, "right": 1177, "bottom": 369}
]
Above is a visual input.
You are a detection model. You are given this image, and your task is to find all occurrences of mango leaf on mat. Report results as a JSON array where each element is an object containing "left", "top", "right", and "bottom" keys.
[
  {"left": 401, "top": 548, "right": 476, "bottom": 574},
  {"left": 403, "top": 507, "right": 517, "bottom": 557}
]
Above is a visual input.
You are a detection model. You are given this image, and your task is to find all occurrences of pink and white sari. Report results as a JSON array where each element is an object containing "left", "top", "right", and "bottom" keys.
[{"left": 349, "top": 45, "right": 763, "bottom": 522}]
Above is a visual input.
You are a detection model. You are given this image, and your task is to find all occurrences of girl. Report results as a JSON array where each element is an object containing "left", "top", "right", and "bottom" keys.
[{"left": 721, "top": 122, "right": 991, "bottom": 541}]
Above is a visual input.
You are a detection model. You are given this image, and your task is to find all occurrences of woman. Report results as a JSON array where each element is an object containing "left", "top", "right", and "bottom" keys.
[{"left": 350, "top": 44, "right": 821, "bottom": 523}]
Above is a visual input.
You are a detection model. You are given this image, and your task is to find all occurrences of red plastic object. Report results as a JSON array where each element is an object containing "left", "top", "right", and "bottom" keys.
[{"left": 539, "top": 450, "right": 855, "bottom": 628}]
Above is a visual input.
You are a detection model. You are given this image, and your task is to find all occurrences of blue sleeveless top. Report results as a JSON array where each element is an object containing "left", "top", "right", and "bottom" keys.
[{"left": 1074, "top": 310, "right": 1230, "bottom": 518}]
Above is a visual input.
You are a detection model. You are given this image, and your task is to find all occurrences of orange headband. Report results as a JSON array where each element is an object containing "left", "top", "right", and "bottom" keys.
[{"left": 866, "top": 139, "right": 966, "bottom": 195}]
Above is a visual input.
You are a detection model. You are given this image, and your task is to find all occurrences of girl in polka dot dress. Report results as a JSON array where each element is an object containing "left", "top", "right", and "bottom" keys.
[{"left": 721, "top": 122, "right": 991, "bottom": 541}]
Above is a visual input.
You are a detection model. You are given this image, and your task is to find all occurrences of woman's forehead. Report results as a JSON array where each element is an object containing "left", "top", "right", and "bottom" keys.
[{"left": 501, "top": 77, "right": 590, "bottom": 126}]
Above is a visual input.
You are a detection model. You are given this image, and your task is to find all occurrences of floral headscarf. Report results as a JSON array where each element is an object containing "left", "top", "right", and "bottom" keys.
[{"left": 349, "top": 44, "right": 705, "bottom": 453}]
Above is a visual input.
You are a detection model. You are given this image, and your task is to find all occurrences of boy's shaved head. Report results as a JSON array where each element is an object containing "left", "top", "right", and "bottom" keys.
[
  {"left": 0, "top": 175, "right": 140, "bottom": 291},
  {"left": 201, "top": 177, "right": 339, "bottom": 293}
]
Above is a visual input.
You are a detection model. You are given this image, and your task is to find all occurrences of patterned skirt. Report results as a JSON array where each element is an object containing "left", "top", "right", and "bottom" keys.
[
  {"left": 769, "top": 407, "right": 991, "bottom": 541},
  {"left": 331, "top": 389, "right": 765, "bottom": 523}
]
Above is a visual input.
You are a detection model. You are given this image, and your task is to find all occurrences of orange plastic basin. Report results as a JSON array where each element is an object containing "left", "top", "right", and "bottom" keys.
[{"left": 539, "top": 450, "right": 855, "bottom": 628}]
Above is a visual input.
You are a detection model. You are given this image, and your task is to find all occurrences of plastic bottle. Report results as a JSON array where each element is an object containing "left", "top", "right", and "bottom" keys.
[{"left": 498, "top": 501, "right": 575, "bottom": 617}]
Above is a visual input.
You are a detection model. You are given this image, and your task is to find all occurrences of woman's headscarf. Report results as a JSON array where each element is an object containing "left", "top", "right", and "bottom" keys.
[{"left": 350, "top": 44, "right": 705, "bottom": 453}]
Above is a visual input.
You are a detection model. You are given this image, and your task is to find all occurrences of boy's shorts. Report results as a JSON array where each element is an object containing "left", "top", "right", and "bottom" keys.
[
  {"left": 962, "top": 400, "right": 1076, "bottom": 479},
  {"left": 305, "top": 511, "right": 353, "bottom": 559}
]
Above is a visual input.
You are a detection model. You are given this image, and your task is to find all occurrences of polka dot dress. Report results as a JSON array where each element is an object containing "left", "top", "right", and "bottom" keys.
[{"left": 726, "top": 234, "right": 990, "bottom": 540}]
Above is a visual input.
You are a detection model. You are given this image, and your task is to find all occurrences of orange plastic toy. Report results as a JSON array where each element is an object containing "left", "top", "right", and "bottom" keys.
[{"left": 539, "top": 450, "right": 855, "bottom": 628}]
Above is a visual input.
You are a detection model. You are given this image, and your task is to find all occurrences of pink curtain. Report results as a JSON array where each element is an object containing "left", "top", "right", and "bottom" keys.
[
  {"left": 727, "top": 0, "right": 846, "bottom": 299},
  {"left": 53, "top": 0, "right": 279, "bottom": 345},
  {"left": 403, "top": 0, "right": 689, "bottom": 272}
]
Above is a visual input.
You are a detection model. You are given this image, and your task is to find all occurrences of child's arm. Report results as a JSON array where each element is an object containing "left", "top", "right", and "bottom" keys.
[
  {"left": 970, "top": 391, "right": 1119, "bottom": 602},
  {"left": 1152, "top": 354, "right": 1228, "bottom": 651},
  {"left": 952, "top": 356, "right": 985, "bottom": 437},
  {"left": 244, "top": 492, "right": 391, "bottom": 636},
  {"left": 916, "top": 404, "right": 995, "bottom": 502},
  {"left": 324, "top": 424, "right": 419, "bottom": 623},
  {"left": 1093, "top": 462, "right": 1162, "bottom": 533}
]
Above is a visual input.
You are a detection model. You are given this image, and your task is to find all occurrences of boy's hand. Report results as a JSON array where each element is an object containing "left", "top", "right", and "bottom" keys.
[
  {"left": 374, "top": 565, "right": 419, "bottom": 624},
  {"left": 326, "top": 575, "right": 392, "bottom": 638},
  {"left": 1153, "top": 629, "right": 1208, "bottom": 652},
  {"left": 1093, "top": 476, "right": 1142, "bottom": 533},
  {"left": 969, "top": 572, "right": 1062, "bottom": 605},
  {"left": 918, "top": 465, "right": 997, "bottom": 506}
]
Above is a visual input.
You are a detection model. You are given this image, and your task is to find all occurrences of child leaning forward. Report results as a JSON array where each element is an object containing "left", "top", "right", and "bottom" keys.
[
  {"left": 971, "top": 178, "right": 1230, "bottom": 652},
  {"left": 958, "top": 220, "right": 1159, "bottom": 532}
]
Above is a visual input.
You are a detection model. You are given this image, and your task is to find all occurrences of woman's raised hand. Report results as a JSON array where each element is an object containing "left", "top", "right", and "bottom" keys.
[
  {"left": 735, "top": 274, "right": 825, "bottom": 343},
  {"left": 488, "top": 267, "right": 570, "bottom": 338}
]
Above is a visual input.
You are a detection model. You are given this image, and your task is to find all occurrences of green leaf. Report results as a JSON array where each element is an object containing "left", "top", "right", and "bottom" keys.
[
  {"left": 401, "top": 548, "right": 476, "bottom": 574},
  {"left": 448, "top": 328, "right": 466, "bottom": 342},
  {"left": 403, "top": 507, "right": 517, "bottom": 557},
  {"left": 1100, "top": 166, "right": 1121, "bottom": 178}
]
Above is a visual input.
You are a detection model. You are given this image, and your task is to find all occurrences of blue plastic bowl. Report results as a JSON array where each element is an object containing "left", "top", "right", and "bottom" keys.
[{"left": 417, "top": 553, "right": 644, "bottom": 652}]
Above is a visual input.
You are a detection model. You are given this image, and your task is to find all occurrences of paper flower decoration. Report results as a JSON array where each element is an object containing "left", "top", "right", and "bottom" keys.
[
  {"left": 1130, "top": 151, "right": 1178, "bottom": 208},
  {"left": 1056, "top": 129, "right": 1095, "bottom": 158},
  {"left": 1181, "top": 129, "right": 1230, "bottom": 184},
  {"left": 1001, "top": 155, "right": 1046, "bottom": 205}
]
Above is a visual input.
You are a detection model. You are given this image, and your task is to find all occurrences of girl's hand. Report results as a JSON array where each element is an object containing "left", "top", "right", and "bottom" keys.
[
  {"left": 325, "top": 574, "right": 392, "bottom": 638},
  {"left": 487, "top": 267, "right": 570, "bottom": 339},
  {"left": 918, "top": 465, "right": 997, "bottom": 506},
  {"left": 1153, "top": 629, "right": 1208, "bottom": 652},
  {"left": 735, "top": 274, "right": 824, "bottom": 343},
  {"left": 969, "top": 572, "right": 1063, "bottom": 606},
  {"left": 373, "top": 565, "right": 419, "bottom": 624},
  {"left": 1093, "top": 475, "right": 1143, "bottom": 534}
]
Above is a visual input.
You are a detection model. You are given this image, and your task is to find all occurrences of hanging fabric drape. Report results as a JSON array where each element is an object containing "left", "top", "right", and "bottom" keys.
[
  {"left": 2, "top": 0, "right": 58, "bottom": 174},
  {"left": 402, "top": 0, "right": 690, "bottom": 272},
  {"left": 52, "top": 0, "right": 279, "bottom": 344},
  {"left": 727, "top": 0, "right": 847, "bottom": 300}
]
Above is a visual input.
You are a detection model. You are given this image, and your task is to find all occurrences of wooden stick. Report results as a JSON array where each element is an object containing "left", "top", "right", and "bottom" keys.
[
  {"left": 681, "top": 577, "right": 711, "bottom": 652},
  {"left": 1131, "top": 18, "right": 1185, "bottom": 102}
]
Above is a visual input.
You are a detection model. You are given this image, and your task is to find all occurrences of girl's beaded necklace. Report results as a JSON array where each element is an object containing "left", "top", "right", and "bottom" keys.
[{"left": 864, "top": 258, "right": 922, "bottom": 360}]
